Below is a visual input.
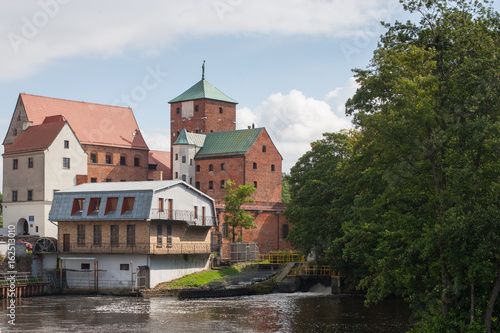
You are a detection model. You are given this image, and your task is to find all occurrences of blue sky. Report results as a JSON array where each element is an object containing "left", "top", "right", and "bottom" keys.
[{"left": 1, "top": 0, "right": 497, "bottom": 189}]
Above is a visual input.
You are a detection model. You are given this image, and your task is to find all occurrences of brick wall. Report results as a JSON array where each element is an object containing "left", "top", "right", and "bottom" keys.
[
  {"left": 82, "top": 144, "right": 148, "bottom": 182},
  {"left": 195, "top": 156, "right": 245, "bottom": 200},
  {"left": 170, "top": 99, "right": 236, "bottom": 149}
]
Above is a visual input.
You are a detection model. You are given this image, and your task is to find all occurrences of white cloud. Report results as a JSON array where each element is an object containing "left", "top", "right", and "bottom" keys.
[
  {"left": 0, "top": 0, "right": 402, "bottom": 80},
  {"left": 237, "top": 82, "right": 355, "bottom": 172},
  {"left": 142, "top": 131, "right": 170, "bottom": 151}
]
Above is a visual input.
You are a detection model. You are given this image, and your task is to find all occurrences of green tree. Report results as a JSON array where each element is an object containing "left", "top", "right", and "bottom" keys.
[
  {"left": 282, "top": 173, "right": 291, "bottom": 204},
  {"left": 284, "top": 131, "right": 354, "bottom": 260},
  {"left": 341, "top": 0, "right": 500, "bottom": 331},
  {"left": 223, "top": 180, "right": 256, "bottom": 242}
]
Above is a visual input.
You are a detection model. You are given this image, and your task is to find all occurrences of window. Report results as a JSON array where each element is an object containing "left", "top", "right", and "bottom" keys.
[
  {"left": 90, "top": 153, "right": 97, "bottom": 163},
  {"left": 110, "top": 225, "right": 119, "bottom": 246},
  {"left": 195, "top": 182, "right": 200, "bottom": 190},
  {"left": 121, "top": 197, "right": 135, "bottom": 214},
  {"left": 93, "top": 225, "right": 102, "bottom": 245},
  {"left": 182, "top": 156, "right": 186, "bottom": 163},
  {"left": 253, "top": 162, "right": 257, "bottom": 169},
  {"left": 120, "top": 155, "right": 126, "bottom": 166},
  {"left": 175, "top": 154, "right": 178, "bottom": 161},
  {"left": 90, "top": 178, "right": 97, "bottom": 183},
  {"left": 220, "top": 180, "right": 225, "bottom": 189},
  {"left": 209, "top": 181, "right": 214, "bottom": 190},
  {"left": 81, "top": 263, "right": 90, "bottom": 270},
  {"left": 182, "top": 174, "right": 186, "bottom": 182},
  {"left": 209, "top": 164, "right": 213, "bottom": 171},
  {"left": 13, "top": 159, "right": 18, "bottom": 170},
  {"left": 190, "top": 178, "right": 193, "bottom": 185},
  {"left": 13, "top": 129, "right": 17, "bottom": 136},
  {"left": 282, "top": 224, "right": 289, "bottom": 239},
  {"left": 27, "top": 190, "right": 33, "bottom": 201},
  {"left": 168, "top": 199, "right": 173, "bottom": 219},
  {"left": 271, "top": 164, "right": 275, "bottom": 172},
  {"left": 196, "top": 165, "right": 200, "bottom": 172},
  {"left": 222, "top": 223, "right": 228, "bottom": 238},
  {"left": 12, "top": 191, "right": 18, "bottom": 202},
  {"left": 254, "top": 181, "right": 257, "bottom": 188},
  {"left": 134, "top": 156, "right": 140, "bottom": 167},
  {"left": 17, "top": 115, "right": 20, "bottom": 121},
  {"left": 190, "top": 159, "right": 193, "bottom": 166},
  {"left": 194, "top": 206, "right": 198, "bottom": 219},
  {"left": 202, "top": 207, "right": 206, "bottom": 225},
  {"left": 262, "top": 145, "right": 267, "bottom": 153},
  {"left": 195, "top": 105, "right": 199, "bottom": 112},
  {"left": 219, "top": 107, "right": 223, "bottom": 114},
  {"left": 71, "top": 198, "right": 85, "bottom": 215},
  {"left": 175, "top": 172, "right": 179, "bottom": 179},
  {"left": 127, "top": 225, "right": 135, "bottom": 246},
  {"left": 120, "top": 264, "right": 130, "bottom": 271},
  {"left": 176, "top": 107, "right": 180, "bottom": 114},
  {"left": 157, "top": 224, "right": 162, "bottom": 246},
  {"left": 63, "top": 158, "right": 70, "bottom": 169},
  {"left": 106, "top": 178, "right": 112, "bottom": 182},
  {"left": 64, "top": 140, "right": 69, "bottom": 149},
  {"left": 28, "top": 157, "right": 34, "bottom": 168},
  {"left": 88, "top": 198, "right": 101, "bottom": 214},
  {"left": 77, "top": 225, "right": 85, "bottom": 245},
  {"left": 167, "top": 225, "right": 172, "bottom": 247},
  {"left": 105, "top": 197, "right": 118, "bottom": 214},
  {"left": 159, "top": 198, "right": 164, "bottom": 212},
  {"left": 221, "top": 163, "right": 225, "bottom": 170},
  {"left": 106, "top": 154, "right": 112, "bottom": 164}
]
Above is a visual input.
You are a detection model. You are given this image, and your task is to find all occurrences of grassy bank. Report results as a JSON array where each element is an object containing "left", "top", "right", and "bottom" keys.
[{"left": 155, "top": 264, "right": 246, "bottom": 290}]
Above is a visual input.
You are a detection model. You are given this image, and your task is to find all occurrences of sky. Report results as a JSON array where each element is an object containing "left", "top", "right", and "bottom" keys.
[{"left": 1, "top": 0, "right": 495, "bottom": 189}]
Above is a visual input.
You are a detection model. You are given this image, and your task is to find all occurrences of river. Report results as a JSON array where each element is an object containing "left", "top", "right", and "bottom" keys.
[{"left": 0, "top": 291, "right": 412, "bottom": 333}]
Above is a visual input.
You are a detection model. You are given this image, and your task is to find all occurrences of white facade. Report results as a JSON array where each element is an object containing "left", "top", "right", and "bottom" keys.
[{"left": 3, "top": 122, "right": 87, "bottom": 237}]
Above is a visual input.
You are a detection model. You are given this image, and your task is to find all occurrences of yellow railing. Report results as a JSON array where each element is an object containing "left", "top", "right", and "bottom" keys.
[
  {"left": 258, "top": 253, "right": 304, "bottom": 263},
  {"left": 288, "top": 264, "right": 338, "bottom": 277}
]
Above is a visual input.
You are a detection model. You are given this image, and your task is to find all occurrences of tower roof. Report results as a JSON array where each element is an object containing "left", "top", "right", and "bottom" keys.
[
  {"left": 169, "top": 79, "right": 238, "bottom": 104},
  {"left": 173, "top": 128, "right": 206, "bottom": 146}
]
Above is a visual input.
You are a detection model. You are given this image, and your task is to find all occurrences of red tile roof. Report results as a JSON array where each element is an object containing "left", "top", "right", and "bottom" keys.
[
  {"left": 148, "top": 150, "right": 171, "bottom": 180},
  {"left": 4, "top": 120, "right": 67, "bottom": 154},
  {"left": 20, "top": 93, "right": 149, "bottom": 150}
]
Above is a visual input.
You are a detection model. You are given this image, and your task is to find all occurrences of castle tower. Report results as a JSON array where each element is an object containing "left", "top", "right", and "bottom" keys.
[{"left": 168, "top": 62, "right": 238, "bottom": 151}]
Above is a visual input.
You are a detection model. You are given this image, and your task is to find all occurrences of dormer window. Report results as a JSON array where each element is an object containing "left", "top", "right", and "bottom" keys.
[
  {"left": 121, "top": 197, "right": 135, "bottom": 214},
  {"left": 72, "top": 198, "right": 85, "bottom": 215},
  {"left": 88, "top": 198, "right": 101, "bottom": 214},
  {"left": 105, "top": 197, "right": 118, "bottom": 215}
]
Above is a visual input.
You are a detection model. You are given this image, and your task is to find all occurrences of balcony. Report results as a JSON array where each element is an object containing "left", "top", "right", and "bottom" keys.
[
  {"left": 150, "top": 208, "right": 216, "bottom": 226},
  {"left": 62, "top": 242, "right": 212, "bottom": 255}
]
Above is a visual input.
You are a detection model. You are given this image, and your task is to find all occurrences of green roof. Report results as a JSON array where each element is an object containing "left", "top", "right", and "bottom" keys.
[
  {"left": 173, "top": 128, "right": 206, "bottom": 147},
  {"left": 195, "top": 128, "right": 263, "bottom": 159},
  {"left": 169, "top": 79, "right": 238, "bottom": 104}
]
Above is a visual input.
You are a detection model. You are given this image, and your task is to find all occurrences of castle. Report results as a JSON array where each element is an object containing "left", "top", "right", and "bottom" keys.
[{"left": 2, "top": 68, "right": 292, "bottom": 255}]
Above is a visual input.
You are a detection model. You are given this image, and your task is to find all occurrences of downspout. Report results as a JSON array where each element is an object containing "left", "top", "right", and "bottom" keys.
[{"left": 277, "top": 213, "right": 280, "bottom": 251}]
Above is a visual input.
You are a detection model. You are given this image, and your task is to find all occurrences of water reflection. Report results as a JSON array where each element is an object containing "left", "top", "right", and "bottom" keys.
[{"left": 0, "top": 293, "right": 411, "bottom": 333}]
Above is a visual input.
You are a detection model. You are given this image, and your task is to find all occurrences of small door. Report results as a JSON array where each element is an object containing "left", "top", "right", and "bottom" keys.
[
  {"left": 63, "top": 234, "right": 70, "bottom": 252},
  {"left": 137, "top": 266, "right": 150, "bottom": 289}
]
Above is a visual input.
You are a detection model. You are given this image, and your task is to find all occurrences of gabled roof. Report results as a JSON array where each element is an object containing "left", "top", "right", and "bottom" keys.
[
  {"left": 3, "top": 120, "right": 67, "bottom": 155},
  {"left": 173, "top": 128, "right": 206, "bottom": 147},
  {"left": 18, "top": 93, "right": 149, "bottom": 150},
  {"left": 195, "top": 128, "right": 263, "bottom": 159},
  {"left": 148, "top": 150, "right": 171, "bottom": 180},
  {"left": 168, "top": 79, "right": 237, "bottom": 104}
]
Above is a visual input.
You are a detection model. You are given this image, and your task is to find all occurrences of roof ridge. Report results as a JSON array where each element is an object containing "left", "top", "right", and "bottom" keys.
[{"left": 20, "top": 93, "right": 132, "bottom": 110}]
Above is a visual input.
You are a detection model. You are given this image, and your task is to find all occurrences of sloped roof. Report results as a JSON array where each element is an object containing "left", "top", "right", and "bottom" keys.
[
  {"left": 173, "top": 128, "right": 206, "bottom": 147},
  {"left": 169, "top": 79, "right": 237, "bottom": 104},
  {"left": 148, "top": 150, "right": 171, "bottom": 180},
  {"left": 4, "top": 120, "right": 67, "bottom": 154},
  {"left": 195, "top": 128, "right": 263, "bottom": 159},
  {"left": 59, "top": 180, "right": 185, "bottom": 193},
  {"left": 19, "top": 93, "right": 149, "bottom": 150}
]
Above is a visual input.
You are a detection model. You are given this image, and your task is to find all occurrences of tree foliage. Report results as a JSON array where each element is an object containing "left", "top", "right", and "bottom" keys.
[
  {"left": 223, "top": 180, "right": 256, "bottom": 242},
  {"left": 287, "top": 0, "right": 500, "bottom": 331}
]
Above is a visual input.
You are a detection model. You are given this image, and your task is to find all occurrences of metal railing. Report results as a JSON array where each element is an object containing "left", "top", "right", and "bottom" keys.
[
  {"left": 258, "top": 253, "right": 304, "bottom": 263},
  {"left": 0, "top": 272, "right": 44, "bottom": 284},
  {"left": 63, "top": 242, "right": 212, "bottom": 254},
  {"left": 288, "top": 264, "right": 337, "bottom": 277},
  {"left": 150, "top": 208, "right": 216, "bottom": 226}
]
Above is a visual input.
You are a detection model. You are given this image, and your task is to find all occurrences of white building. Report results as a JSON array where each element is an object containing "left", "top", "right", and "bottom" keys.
[
  {"left": 2, "top": 116, "right": 87, "bottom": 237},
  {"left": 43, "top": 180, "right": 217, "bottom": 292}
]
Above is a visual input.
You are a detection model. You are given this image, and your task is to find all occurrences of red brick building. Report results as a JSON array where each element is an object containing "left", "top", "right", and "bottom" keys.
[{"left": 169, "top": 76, "right": 292, "bottom": 255}]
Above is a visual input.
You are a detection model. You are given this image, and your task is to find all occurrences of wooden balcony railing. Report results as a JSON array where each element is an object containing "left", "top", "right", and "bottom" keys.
[{"left": 64, "top": 242, "right": 212, "bottom": 255}]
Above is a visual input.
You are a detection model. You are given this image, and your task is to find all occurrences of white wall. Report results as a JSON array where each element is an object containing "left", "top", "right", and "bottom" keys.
[
  {"left": 149, "top": 254, "right": 210, "bottom": 287},
  {"left": 3, "top": 201, "right": 55, "bottom": 236}
]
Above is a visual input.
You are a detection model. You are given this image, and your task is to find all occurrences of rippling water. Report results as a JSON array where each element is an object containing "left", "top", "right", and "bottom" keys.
[{"left": 0, "top": 292, "right": 411, "bottom": 333}]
